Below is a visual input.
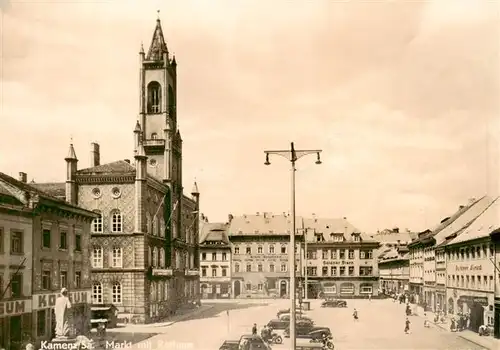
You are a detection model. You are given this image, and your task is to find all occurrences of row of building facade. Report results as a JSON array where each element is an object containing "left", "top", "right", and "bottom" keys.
[
  {"left": 379, "top": 196, "right": 500, "bottom": 339},
  {"left": 0, "top": 17, "right": 201, "bottom": 350},
  {"left": 199, "top": 213, "right": 382, "bottom": 300}
]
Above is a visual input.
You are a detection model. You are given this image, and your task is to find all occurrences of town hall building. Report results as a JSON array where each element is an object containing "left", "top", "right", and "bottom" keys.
[{"left": 32, "top": 16, "right": 200, "bottom": 323}]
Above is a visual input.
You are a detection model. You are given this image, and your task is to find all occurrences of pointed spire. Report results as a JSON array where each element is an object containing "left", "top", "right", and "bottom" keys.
[
  {"left": 135, "top": 143, "right": 146, "bottom": 158},
  {"left": 65, "top": 143, "right": 77, "bottom": 160},
  {"left": 146, "top": 12, "right": 168, "bottom": 61},
  {"left": 172, "top": 54, "right": 177, "bottom": 67},
  {"left": 134, "top": 120, "right": 142, "bottom": 133},
  {"left": 139, "top": 42, "right": 145, "bottom": 55},
  {"left": 191, "top": 181, "right": 199, "bottom": 196}
]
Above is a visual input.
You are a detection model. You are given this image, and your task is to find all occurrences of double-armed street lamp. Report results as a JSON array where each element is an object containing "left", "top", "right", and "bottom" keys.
[{"left": 264, "top": 142, "right": 322, "bottom": 349}]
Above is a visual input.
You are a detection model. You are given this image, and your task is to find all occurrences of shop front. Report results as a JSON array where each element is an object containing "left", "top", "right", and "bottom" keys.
[
  {"left": 448, "top": 289, "right": 495, "bottom": 333},
  {"left": 0, "top": 298, "right": 32, "bottom": 350},
  {"left": 32, "top": 289, "right": 91, "bottom": 346}
]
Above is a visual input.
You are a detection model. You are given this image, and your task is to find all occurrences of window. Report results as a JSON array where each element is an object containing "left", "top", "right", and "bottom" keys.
[
  {"left": 152, "top": 248, "right": 158, "bottom": 267},
  {"left": 246, "top": 246, "right": 251, "bottom": 254},
  {"left": 322, "top": 250, "right": 328, "bottom": 259},
  {"left": 331, "top": 250, "right": 337, "bottom": 259},
  {"left": 10, "top": 230, "right": 23, "bottom": 254},
  {"left": 10, "top": 273, "right": 22, "bottom": 297},
  {"left": 280, "top": 264, "right": 287, "bottom": 272},
  {"left": 75, "top": 234, "right": 81, "bottom": 251},
  {"left": 111, "top": 210, "right": 123, "bottom": 232},
  {"left": 234, "top": 264, "right": 240, "bottom": 273},
  {"left": 222, "top": 253, "right": 227, "bottom": 261},
  {"left": 269, "top": 245, "right": 275, "bottom": 254},
  {"left": 322, "top": 267, "right": 328, "bottom": 276},
  {"left": 221, "top": 285, "right": 228, "bottom": 295},
  {"left": 201, "top": 267, "right": 207, "bottom": 277},
  {"left": 257, "top": 246, "right": 263, "bottom": 254},
  {"left": 42, "top": 271, "right": 51, "bottom": 290},
  {"left": 112, "top": 247, "right": 123, "bottom": 268},
  {"left": 42, "top": 229, "right": 51, "bottom": 248},
  {"left": 60, "top": 271, "right": 67, "bottom": 288},
  {"left": 212, "top": 252, "right": 217, "bottom": 261},
  {"left": 37, "top": 310, "right": 46, "bottom": 336},
  {"left": 246, "top": 264, "right": 252, "bottom": 272},
  {"left": 281, "top": 246, "right": 287, "bottom": 254},
  {"left": 330, "top": 266, "right": 337, "bottom": 276},
  {"left": 146, "top": 214, "right": 151, "bottom": 234},
  {"left": 307, "top": 267, "right": 317, "bottom": 276},
  {"left": 348, "top": 250, "right": 354, "bottom": 259},
  {"left": 92, "top": 282, "right": 103, "bottom": 304},
  {"left": 59, "top": 231, "right": 67, "bottom": 249},
  {"left": 258, "top": 264, "right": 263, "bottom": 272},
  {"left": 360, "top": 267, "right": 373, "bottom": 276},
  {"left": 92, "top": 246, "right": 103, "bottom": 268},
  {"left": 91, "top": 211, "right": 103, "bottom": 233},
  {"left": 222, "top": 268, "right": 227, "bottom": 277},
  {"left": 234, "top": 247, "right": 239, "bottom": 254},
  {"left": 360, "top": 285, "right": 373, "bottom": 294},
  {"left": 212, "top": 268, "right": 217, "bottom": 277},
  {"left": 112, "top": 282, "right": 122, "bottom": 303},
  {"left": 339, "top": 266, "right": 346, "bottom": 276},
  {"left": 269, "top": 264, "right": 275, "bottom": 272},
  {"left": 75, "top": 272, "right": 81, "bottom": 288},
  {"left": 147, "top": 81, "right": 162, "bottom": 113},
  {"left": 258, "top": 284, "right": 263, "bottom": 291},
  {"left": 202, "top": 253, "right": 206, "bottom": 260},
  {"left": 246, "top": 283, "right": 252, "bottom": 291},
  {"left": 339, "top": 250, "right": 345, "bottom": 259}
]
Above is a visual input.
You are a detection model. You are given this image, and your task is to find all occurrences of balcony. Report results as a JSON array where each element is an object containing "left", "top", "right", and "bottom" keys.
[
  {"left": 186, "top": 269, "right": 200, "bottom": 276},
  {"left": 152, "top": 268, "right": 173, "bottom": 276},
  {"left": 143, "top": 139, "right": 166, "bottom": 148}
]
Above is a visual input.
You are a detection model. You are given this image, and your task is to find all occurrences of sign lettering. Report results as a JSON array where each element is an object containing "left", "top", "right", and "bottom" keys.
[
  {"left": 323, "top": 261, "right": 354, "bottom": 265},
  {"left": 455, "top": 264, "right": 483, "bottom": 272},
  {"left": 33, "top": 290, "right": 91, "bottom": 310},
  {"left": 0, "top": 300, "right": 30, "bottom": 316}
]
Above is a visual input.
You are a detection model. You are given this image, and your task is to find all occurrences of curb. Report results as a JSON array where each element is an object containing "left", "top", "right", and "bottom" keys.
[{"left": 456, "top": 334, "right": 496, "bottom": 350}]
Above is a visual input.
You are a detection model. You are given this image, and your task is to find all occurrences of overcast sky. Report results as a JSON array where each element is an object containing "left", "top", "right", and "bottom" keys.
[{"left": 1, "top": 0, "right": 499, "bottom": 233}]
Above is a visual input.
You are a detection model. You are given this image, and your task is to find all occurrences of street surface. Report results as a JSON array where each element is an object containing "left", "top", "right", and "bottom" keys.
[{"left": 125, "top": 299, "right": 488, "bottom": 350}]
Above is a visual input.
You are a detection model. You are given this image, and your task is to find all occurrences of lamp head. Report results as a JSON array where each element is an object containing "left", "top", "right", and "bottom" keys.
[
  {"left": 264, "top": 153, "right": 271, "bottom": 166},
  {"left": 315, "top": 152, "right": 322, "bottom": 165}
]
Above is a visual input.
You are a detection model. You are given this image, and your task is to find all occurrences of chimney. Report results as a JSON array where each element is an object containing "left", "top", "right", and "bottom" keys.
[
  {"left": 393, "top": 227, "right": 399, "bottom": 233},
  {"left": 459, "top": 205, "right": 465, "bottom": 210},
  {"left": 228, "top": 214, "right": 233, "bottom": 223},
  {"left": 256, "top": 212, "right": 260, "bottom": 216},
  {"left": 343, "top": 217, "right": 347, "bottom": 220},
  {"left": 90, "top": 142, "right": 100, "bottom": 167},
  {"left": 124, "top": 159, "right": 130, "bottom": 164},
  {"left": 18, "top": 172, "right": 27, "bottom": 183}
]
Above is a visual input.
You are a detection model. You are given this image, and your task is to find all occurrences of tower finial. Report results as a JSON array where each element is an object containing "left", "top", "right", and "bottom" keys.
[
  {"left": 70, "top": 135, "right": 73, "bottom": 144},
  {"left": 157, "top": 9, "right": 160, "bottom": 20}
]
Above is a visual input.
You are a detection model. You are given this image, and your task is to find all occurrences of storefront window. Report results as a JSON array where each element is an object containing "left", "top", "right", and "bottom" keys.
[{"left": 37, "top": 310, "right": 46, "bottom": 336}]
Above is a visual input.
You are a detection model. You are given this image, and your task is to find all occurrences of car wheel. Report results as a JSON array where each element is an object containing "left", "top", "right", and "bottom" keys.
[
  {"left": 275, "top": 336, "right": 282, "bottom": 344},
  {"left": 327, "top": 341, "right": 334, "bottom": 349}
]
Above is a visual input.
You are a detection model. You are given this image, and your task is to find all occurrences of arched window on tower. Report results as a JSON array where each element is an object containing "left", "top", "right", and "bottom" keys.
[{"left": 147, "top": 81, "right": 162, "bottom": 113}]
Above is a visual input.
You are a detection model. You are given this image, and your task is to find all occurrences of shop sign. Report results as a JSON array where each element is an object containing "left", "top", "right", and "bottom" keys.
[
  {"left": 0, "top": 299, "right": 31, "bottom": 316},
  {"left": 458, "top": 295, "right": 489, "bottom": 306},
  {"left": 323, "top": 261, "right": 354, "bottom": 266},
  {"left": 33, "top": 290, "right": 91, "bottom": 310},
  {"left": 454, "top": 264, "right": 483, "bottom": 272},
  {"left": 250, "top": 255, "right": 284, "bottom": 260}
]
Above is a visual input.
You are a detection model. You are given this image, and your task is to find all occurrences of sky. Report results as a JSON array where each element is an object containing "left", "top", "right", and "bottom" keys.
[{"left": 0, "top": 0, "right": 499, "bottom": 233}]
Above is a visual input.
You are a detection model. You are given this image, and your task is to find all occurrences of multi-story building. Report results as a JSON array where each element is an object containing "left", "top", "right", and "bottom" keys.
[
  {"left": 302, "top": 218, "right": 380, "bottom": 299},
  {"left": 491, "top": 227, "right": 500, "bottom": 339},
  {"left": 444, "top": 197, "right": 499, "bottom": 333},
  {"left": 408, "top": 196, "right": 494, "bottom": 309},
  {"left": 228, "top": 212, "right": 303, "bottom": 299},
  {"left": 199, "top": 222, "right": 231, "bottom": 299},
  {"left": 0, "top": 171, "right": 97, "bottom": 350},
  {"left": 371, "top": 227, "right": 416, "bottom": 248},
  {"left": 32, "top": 16, "right": 200, "bottom": 324},
  {"left": 378, "top": 245, "right": 410, "bottom": 295}
]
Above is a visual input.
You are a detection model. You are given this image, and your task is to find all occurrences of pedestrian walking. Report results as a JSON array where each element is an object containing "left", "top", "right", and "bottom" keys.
[
  {"left": 353, "top": 309, "right": 358, "bottom": 321},
  {"left": 404, "top": 317, "right": 411, "bottom": 334},
  {"left": 252, "top": 323, "right": 257, "bottom": 335},
  {"left": 368, "top": 293, "right": 372, "bottom": 301}
]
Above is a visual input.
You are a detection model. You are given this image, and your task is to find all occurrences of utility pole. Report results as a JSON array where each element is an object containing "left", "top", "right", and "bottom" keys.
[{"left": 264, "top": 142, "right": 322, "bottom": 349}]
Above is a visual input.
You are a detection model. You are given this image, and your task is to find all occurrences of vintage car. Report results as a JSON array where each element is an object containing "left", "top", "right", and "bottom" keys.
[
  {"left": 277, "top": 308, "right": 305, "bottom": 318},
  {"left": 219, "top": 334, "right": 271, "bottom": 350},
  {"left": 321, "top": 299, "right": 347, "bottom": 308},
  {"left": 267, "top": 318, "right": 289, "bottom": 330},
  {"left": 284, "top": 324, "right": 332, "bottom": 339},
  {"left": 279, "top": 314, "right": 314, "bottom": 324}
]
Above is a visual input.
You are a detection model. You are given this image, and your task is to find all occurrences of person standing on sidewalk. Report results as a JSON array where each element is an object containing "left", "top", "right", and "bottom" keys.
[
  {"left": 252, "top": 323, "right": 257, "bottom": 335},
  {"left": 404, "top": 317, "right": 411, "bottom": 334}
]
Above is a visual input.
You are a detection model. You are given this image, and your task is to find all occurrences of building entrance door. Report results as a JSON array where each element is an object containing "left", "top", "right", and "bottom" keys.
[
  {"left": 234, "top": 280, "right": 241, "bottom": 297},
  {"left": 280, "top": 281, "right": 287, "bottom": 297},
  {"left": 10, "top": 316, "right": 22, "bottom": 350},
  {"left": 470, "top": 302, "right": 484, "bottom": 333}
]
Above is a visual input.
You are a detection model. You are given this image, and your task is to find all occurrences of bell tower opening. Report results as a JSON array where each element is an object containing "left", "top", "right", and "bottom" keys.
[{"left": 147, "top": 81, "right": 162, "bottom": 114}]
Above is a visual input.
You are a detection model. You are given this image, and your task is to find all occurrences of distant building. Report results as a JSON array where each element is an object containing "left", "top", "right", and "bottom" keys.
[
  {"left": 491, "top": 228, "right": 500, "bottom": 339},
  {"left": 302, "top": 217, "right": 380, "bottom": 299},
  {"left": 199, "top": 222, "right": 231, "bottom": 299},
  {"left": 370, "top": 227, "right": 416, "bottom": 247},
  {"left": 228, "top": 212, "right": 303, "bottom": 299},
  {"left": 0, "top": 172, "right": 97, "bottom": 349},
  {"left": 378, "top": 245, "right": 410, "bottom": 295},
  {"left": 31, "top": 16, "right": 200, "bottom": 324}
]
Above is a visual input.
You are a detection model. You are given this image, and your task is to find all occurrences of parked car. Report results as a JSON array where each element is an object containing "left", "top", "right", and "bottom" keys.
[
  {"left": 219, "top": 334, "right": 271, "bottom": 350},
  {"left": 321, "top": 299, "right": 347, "bottom": 308},
  {"left": 277, "top": 308, "right": 304, "bottom": 318},
  {"left": 279, "top": 314, "right": 314, "bottom": 324},
  {"left": 284, "top": 323, "right": 331, "bottom": 339}
]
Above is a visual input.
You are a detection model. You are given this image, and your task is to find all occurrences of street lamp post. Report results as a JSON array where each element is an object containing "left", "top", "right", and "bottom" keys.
[{"left": 264, "top": 142, "right": 322, "bottom": 349}]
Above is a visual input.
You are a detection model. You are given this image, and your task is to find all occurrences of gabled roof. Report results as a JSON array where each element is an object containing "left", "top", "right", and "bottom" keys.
[
  {"left": 200, "top": 222, "right": 230, "bottom": 244},
  {"left": 31, "top": 182, "right": 66, "bottom": 199},
  {"left": 445, "top": 196, "right": 500, "bottom": 246},
  {"left": 228, "top": 213, "right": 301, "bottom": 236},
  {"left": 77, "top": 160, "right": 135, "bottom": 175}
]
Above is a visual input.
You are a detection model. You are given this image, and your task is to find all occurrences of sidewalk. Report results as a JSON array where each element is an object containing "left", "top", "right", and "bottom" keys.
[
  {"left": 109, "top": 304, "right": 215, "bottom": 333},
  {"left": 415, "top": 306, "right": 499, "bottom": 350}
]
